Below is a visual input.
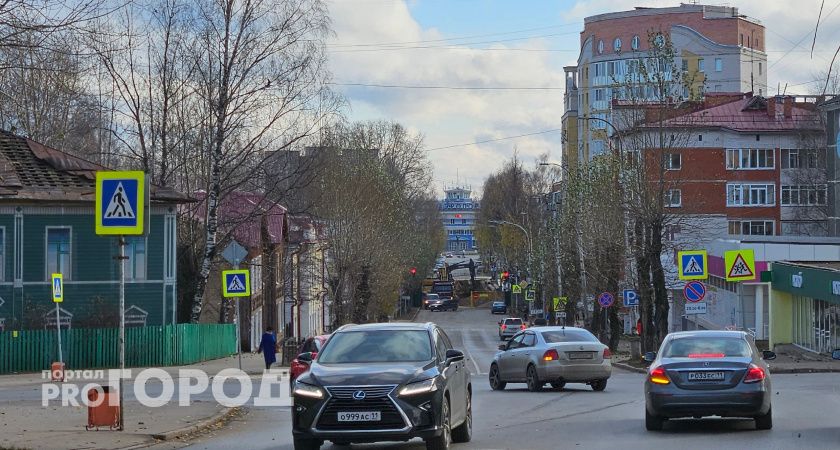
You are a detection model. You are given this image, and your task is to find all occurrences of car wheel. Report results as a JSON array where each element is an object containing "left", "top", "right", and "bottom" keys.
[
  {"left": 293, "top": 437, "right": 321, "bottom": 450},
  {"left": 590, "top": 379, "right": 607, "bottom": 391},
  {"left": 452, "top": 391, "right": 472, "bottom": 443},
  {"left": 550, "top": 381, "right": 566, "bottom": 390},
  {"left": 755, "top": 406, "right": 772, "bottom": 430},
  {"left": 489, "top": 364, "right": 506, "bottom": 390},
  {"left": 425, "top": 397, "right": 451, "bottom": 450},
  {"left": 526, "top": 365, "right": 543, "bottom": 392},
  {"left": 645, "top": 409, "right": 664, "bottom": 431}
]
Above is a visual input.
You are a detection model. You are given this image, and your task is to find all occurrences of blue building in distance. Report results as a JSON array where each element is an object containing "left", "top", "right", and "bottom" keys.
[{"left": 439, "top": 186, "right": 479, "bottom": 252}]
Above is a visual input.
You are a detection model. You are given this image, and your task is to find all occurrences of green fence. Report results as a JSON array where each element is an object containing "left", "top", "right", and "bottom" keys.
[{"left": 0, "top": 324, "right": 236, "bottom": 374}]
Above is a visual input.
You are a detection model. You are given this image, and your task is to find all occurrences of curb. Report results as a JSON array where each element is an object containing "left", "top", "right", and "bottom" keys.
[
  {"left": 770, "top": 367, "right": 840, "bottom": 374},
  {"left": 612, "top": 361, "right": 647, "bottom": 374},
  {"left": 148, "top": 406, "right": 241, "bottom": 442}
]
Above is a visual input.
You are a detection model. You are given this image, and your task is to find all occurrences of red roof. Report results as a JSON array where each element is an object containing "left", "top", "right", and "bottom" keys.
[
  {"left": 191, "top": 191, "right": 286, "bottom": 250},
  {"left": 653, "top": 95, "right": 822, "bottom": 132}
]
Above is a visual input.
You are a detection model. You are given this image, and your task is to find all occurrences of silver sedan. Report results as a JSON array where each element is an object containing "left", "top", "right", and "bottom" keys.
[{"left": 488, "top": 326, "right": 612, "bottom": 392}]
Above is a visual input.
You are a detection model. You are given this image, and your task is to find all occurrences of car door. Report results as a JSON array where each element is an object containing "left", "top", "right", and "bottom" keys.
[
  {"left": 438, "top": 329, "right": 466, "bottom": 424},
  {"left": 511, "top": 332, "right": 537, "bottom": 380},
  {"left": 499, "top": 333, "right": 524, "bottom": 380}
]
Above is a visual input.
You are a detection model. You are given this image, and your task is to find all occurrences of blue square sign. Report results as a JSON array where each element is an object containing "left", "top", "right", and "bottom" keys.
[{"left": 95, "top": 171, "right": 146, "bottom": 235}]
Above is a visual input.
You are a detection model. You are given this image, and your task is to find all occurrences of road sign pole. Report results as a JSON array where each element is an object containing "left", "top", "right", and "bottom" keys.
[
  {"left": 118, "top": 235, "right": 126, "bottom": 431},
  {"left": 55, "top": 302, "right": 62, "bottom": 365},
  {"left": 235, "top": 261, "right": 242, "bottom": 371}
]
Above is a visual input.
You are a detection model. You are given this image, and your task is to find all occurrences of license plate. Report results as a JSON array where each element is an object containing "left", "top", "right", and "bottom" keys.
[
  {"left": 687, "top": 371, "right": 725, "bottom": 381},
  {"left": 568, "top": 352, "right": 594, "bottom": 360},
  {"left": 337, "top": 411, "right": 381, "bottom": 422}
]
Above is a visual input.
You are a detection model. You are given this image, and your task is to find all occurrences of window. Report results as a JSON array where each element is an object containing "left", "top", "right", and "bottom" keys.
[
  {"left": 726, "top": 148, "right": 774, "bottom": 169},
  {"left": 665, "top": 153, "right": 681, "bottom": 170},
  {"left": 681, "top": 59, "right": 688, "bottom": 71},
  {"left": 759, "top": 62, "right": 763, "bottom": 75},
  {"left": 715, "top": 58, "right": 723, "bottom": 72},
  {"left": 664, "top": 189, "right": 682, "bottom": 207},
  {"left": 631, "top": 35, "right": 640, "bottom": 50},
  {"left": 597, "top": 39, "right": 604, "bottom": 54},
  {"left": 0, "top": 228, "right": 4, "bottom": 282},
  {"left": 781, "top": 148, "right": 826, "bottom": 169},
  {"left": 594, "top": 62, "right": 605, "bottom": 77},
  {"left": 781, "top": 185, "right": 828, "bottom": 206},
  {"left": 740, "top": 34, "right": 744, "bottom": 46},
  {"left": 698, "top": 58, "right": 705, "bottom": 72},
  {"left": 613, "top": 37, "right": 622, "bottom": 52},
  {"left": 594, "top": 89, "right": 605, "bottom": 102},
  {"left": 46, "top": 227, "right": 71, "bottom": 279},
  {"left": 126, "top": 237, "right": 146, "bottom": 280},
  {"left": 522, "top": 333, "right": 536, "bottom": 347},
  {"left": 728, "top": 220, "right": 774, "bottom": 236},
  {"left": 316, "top": 330, "right": 433, "bottom": 363},
  {"left": 727, "top": 183, "right": 776, "bottom": 206}
]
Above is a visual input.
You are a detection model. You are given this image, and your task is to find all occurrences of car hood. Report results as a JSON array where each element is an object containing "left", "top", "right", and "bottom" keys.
[{"left": 308, "top": 361, "right": 437, "bottom": 386}]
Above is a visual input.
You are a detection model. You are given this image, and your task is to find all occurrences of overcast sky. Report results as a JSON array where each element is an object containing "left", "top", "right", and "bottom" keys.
[{"left": 326, "top": 0, "right": 840, "bottom": 197}]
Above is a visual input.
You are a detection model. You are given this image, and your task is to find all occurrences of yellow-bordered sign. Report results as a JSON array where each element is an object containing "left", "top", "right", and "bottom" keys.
[
  {"left": 511, "top": 285, "right": 522, "bottom": 294},
  {"left": 51, "top": 273, "right": 63, "bottom": 303},
  {"left": 677, "top": 250, "right": 708, "bottom": 280},
  {"left": 222, "top": 269, "right": 251, "bottom": 297},
  {"left": 724, "top": 249, "right": 756, "bottom": 282},
  {"left": 95, "top": 171, "right": 146, "bottom": 236}
]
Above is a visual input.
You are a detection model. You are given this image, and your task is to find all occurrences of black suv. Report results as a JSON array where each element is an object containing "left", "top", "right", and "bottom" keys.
[{"left": 292, "top": 322, "right": 472, "bottom": 450}]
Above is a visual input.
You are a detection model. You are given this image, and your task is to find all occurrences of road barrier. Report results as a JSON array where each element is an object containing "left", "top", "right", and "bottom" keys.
[{"left": 0, "top": 324, "right": 236, "bottom": 374}]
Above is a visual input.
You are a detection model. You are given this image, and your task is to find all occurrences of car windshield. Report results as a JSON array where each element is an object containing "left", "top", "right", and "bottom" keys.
[
  {"left": 541, "top": 330, "right": 599, "bottom": 343},
  {"left": 426, "top": 294, "right": 439, "bottom": 299},
  {"left": 316, "top": 330, "right": 433, "bottom": 363},
  {"left": 504, "top": 318, "right": 522, "bottom": 325},
  {"left": 661, "top": 337, "right": 751, "bottom": 358}
]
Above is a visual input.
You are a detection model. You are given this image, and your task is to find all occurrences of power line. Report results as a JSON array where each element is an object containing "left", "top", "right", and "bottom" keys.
[
  {"left": 328, "top": 31, "right": 579, "bottom": 53},
  {"left": 330, "top": 82, "right": 563, "bottom": 91},
  {"left": 425, "top": 129, "right": 562, "bottom": 152},
  {"left": 329, "top": 23, "right": 579, "bottom": 48},
  {"left": 769, "top": 0, "right": 840, "bottom": 70}
]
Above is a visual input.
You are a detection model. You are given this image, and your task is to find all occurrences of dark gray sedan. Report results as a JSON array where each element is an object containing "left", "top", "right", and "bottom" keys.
[{"left": 644, "top": 330, "right": 775, "bottom": 431}]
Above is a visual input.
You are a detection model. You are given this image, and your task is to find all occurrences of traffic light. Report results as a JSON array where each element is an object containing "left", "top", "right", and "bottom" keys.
[
  {"left": 409, "top": 267, "right": 417, "bottom": 276},
  {"left": 501, "top": 271, "right": 510, "bottom": 280}
]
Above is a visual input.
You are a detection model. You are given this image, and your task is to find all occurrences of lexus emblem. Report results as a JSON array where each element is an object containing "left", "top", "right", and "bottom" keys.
[{"left": 352, "top": 390, "right": 366, "bottom": 400}]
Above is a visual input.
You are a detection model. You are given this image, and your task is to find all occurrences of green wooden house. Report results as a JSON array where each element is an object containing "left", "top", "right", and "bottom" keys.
[{"left": 0, "top": 131, "right": 191, "bottom": 331}]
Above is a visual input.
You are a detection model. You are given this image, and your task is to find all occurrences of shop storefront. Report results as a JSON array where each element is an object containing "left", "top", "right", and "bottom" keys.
[{"left": 770, "top": 262, "right": 840, "bottom": 353}]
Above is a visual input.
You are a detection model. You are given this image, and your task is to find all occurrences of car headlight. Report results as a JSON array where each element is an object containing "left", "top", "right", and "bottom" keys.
[
  {"left": 399, "top": 377, "right": 438, "bottom": 397},
  {"left": 293, "top": 381, "right": 325, "bottom": 399}
]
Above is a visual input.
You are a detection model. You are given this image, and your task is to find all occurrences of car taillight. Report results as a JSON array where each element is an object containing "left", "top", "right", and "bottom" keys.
[
  {"left": 603, "top": 348, "right": 612, "bottom": 359},
  {"left": 743, "top": 364, "right": 766, "bottom": 383},
  {"left": 543, "top": 349, "right": 559, "bottom": 361},
  {"left": 501, "top": 325, "right": 507, "bottom": 330},
  {"left": 649, "top": 366, "right": 670, "bottom": 385}
]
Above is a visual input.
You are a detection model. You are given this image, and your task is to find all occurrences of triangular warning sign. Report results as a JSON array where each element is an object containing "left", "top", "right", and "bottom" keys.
[
  {"left": 228, "top": 275, "right": 245, "bottom": 292},
  {"left": 728, "top": 254, "right": 754, "bottom": 278},
  {"left": 684, "top": 256, "right": 703, "bottom": 274},
  {"left": 105, "top": 182, "right": 136, "bottom": 219}
]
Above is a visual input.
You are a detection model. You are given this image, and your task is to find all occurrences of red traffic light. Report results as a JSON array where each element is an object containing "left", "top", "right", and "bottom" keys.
[
  {"left": 409, "top": 267, "right": 417, "bottom": 275},
  {"left": 502, "top": 271, "right": 510, "bottom": 279}
]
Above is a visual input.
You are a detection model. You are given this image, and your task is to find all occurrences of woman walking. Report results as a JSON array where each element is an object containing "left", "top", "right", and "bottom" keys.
[{"left": 257, "top": 327, "right": 277, "bottom": 370}]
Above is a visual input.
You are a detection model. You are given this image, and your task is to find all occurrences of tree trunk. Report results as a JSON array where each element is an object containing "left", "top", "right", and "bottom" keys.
[
  {"left": 635, "top": 219, "right": 655, "bottom": 353},
  {"left": 649, "top": 219, "right": 670, "bottom": 345}
]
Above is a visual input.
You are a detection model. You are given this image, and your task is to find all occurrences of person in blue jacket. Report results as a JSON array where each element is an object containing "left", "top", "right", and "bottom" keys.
[{"left": 257, "top": 327, "right": 277, "bottom": 370}]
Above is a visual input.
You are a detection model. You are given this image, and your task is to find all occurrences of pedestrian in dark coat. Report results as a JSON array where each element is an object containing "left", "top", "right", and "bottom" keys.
[{"left": 258, "top": 327, "right": 277, "bottom": 370}]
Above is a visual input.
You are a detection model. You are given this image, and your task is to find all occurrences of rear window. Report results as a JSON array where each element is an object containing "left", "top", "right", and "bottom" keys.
[
  {"left": 541, "top": 330, "right": 598, "bottom": 343},
  {"left": 661, "top": 337, "right": 751, "bottom": 358},
  {"left": 493, "top": 302, "right": 504, "bottom": 306},
  {"left": 504, "top": 318, "right": 522, "bottom": 325},
  {"left": 317, "top": 330, "right": 433, "bottom": 363}
]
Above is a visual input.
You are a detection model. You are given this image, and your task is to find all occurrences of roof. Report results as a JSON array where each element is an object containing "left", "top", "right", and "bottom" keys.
[
  {"left": 0, "top": 130, "right": 191, "bottom": 203},
  {"left": 667, "top": 330, "right": 748, "bottom": 339},
  {"left": 776, "top": 261, "right": 840, "bottom": 272},
  {"left": 192, "top": 190, "right": 287, "bottom": 250},
  {"left": 338, "top": 322, "right": 434, "bottom": 331},
  {"left": 287, "top": 214, "right": 327, "bottom": 244},
  {"left": 648, "top": 95, "right": 823, "bottom": 133}
]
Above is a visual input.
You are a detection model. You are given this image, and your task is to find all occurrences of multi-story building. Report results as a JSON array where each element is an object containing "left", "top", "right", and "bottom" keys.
[
  {"left": 564, "top": 3, "right": 767, "bottom": 165},
  {"left": 439, "top": 186, "right": 479, "bottom": 252}
]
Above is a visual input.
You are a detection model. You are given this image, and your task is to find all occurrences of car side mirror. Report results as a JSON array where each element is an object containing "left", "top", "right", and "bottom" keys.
[
  {"left": 297, "top": 352, "right": 313, "bottom": 363},
  {"left": 445, "top": 349, "right": 465, "bottom": 365},
  {"left": 497, "top": 344, "right": 506, "bottom": 351},
  {"left": 832, "top": 349, "right": 840, "bottom": 360},
  {"left": 762, "top": 350, "right": 777, "bottom": 361},
  {"left": 642, "top": 352, "right": 657, "bottom": 363}
]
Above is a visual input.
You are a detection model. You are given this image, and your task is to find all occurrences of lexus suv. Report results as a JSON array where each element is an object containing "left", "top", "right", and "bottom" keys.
[{"left": 292, "top": 322, "right": 472, "bottom": 450}]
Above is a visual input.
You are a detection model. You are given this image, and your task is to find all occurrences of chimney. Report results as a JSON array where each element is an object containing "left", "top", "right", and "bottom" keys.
[
  {"left": 767, "top": 96, "right": 776, "bottom": 118},
  {"left": 783, "top": 96, "right": 793, "bottom": 119}
]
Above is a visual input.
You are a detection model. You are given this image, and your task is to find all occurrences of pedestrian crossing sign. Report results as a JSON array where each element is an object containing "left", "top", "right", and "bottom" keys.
[
  {"left": 95, "top": 171, "right": 146, "bottom": 235},
  {"left": 677, "top": 250, "right": 708, "bottom": 280},
  {"left": 222, "top": 270, "right": 250, "bottom": 297},
  {"left": 725, "top": 249, "right": 756, "bottom": 282},
  {"left": 51, "top": 273, "right": 63, "bottom": 303},
  {"left": 512, "top": 285, "right": 522, "bottom": 294}
]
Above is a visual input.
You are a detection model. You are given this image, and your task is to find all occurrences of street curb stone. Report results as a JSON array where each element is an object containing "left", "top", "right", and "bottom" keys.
[
  {"left": 147, "top": 406, "right": 241, "bottom": 442},
  {"left": 612, "top": 361, "right": 647, "bottom": 374}
]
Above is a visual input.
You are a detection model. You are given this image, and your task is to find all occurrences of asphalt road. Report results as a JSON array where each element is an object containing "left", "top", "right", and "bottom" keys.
[{"left": 158, "top": 307, "right": 840, "bottom": 450}]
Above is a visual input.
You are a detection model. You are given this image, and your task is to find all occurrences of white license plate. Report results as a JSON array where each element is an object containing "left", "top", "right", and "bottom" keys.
[
  {"left": 687, "top": 371, "right": 725, "bottom": 381},
  {"left": 568, "top": 352, "right": 594, "bottom": 360},
  {"left": 337, "top": 411, "right": 381, "bottom": 422}
]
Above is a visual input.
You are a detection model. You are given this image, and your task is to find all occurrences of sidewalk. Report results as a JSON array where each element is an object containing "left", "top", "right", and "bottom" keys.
[
  {"left": 612, "top": 343, "right": 840, "bottom": 374},
  {"left": 0, "top": 353, "right": 283, "bottom": 450}
]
